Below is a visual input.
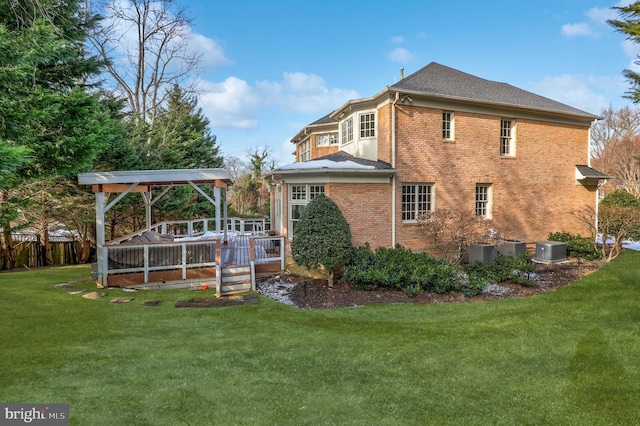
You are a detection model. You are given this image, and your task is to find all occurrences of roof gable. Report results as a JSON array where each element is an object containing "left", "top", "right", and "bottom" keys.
[{"left": 391, "top": 62, "right": 598, "bottom": 119}]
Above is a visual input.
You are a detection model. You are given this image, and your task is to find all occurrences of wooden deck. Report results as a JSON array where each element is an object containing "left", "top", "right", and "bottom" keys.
[{"left": 100, "top": 233, "right": 284, "bottom": 289}]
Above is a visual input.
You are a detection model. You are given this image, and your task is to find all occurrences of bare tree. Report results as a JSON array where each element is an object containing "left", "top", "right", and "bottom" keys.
[
  {"left": 591, "top": 106, "right": 640, "bottom": 160},
  {"left": 88, "top": 0, "right": 201, "bottom": 128},
  {"left": 592, "top": 135, "right": 640, "bottom": 198}
]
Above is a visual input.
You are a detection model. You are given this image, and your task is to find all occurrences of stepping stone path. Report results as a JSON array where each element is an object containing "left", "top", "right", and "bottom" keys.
[
  {"left": 82, "top": 292, "right": 107, "bottom": 300},
  {"left": 52, "top": 278, "right": 93, "bottom": 288},
  {"left": 65, "top": 289, "right": 87, "bottom": 295},
  {"left": 141, "top": 300, "right": 163, "bottom": 307},
  {"left": 110, "top": 297, "right": 135, "bottom": 304}
]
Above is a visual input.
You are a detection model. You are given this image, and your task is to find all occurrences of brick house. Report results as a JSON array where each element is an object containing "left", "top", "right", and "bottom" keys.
[{"left": 267, "top": 62, "right": 609, "bottom": 253}]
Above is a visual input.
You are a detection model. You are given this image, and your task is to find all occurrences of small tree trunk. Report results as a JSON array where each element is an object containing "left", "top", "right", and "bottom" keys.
[
  {"left": 328, "top": 269, "right": 334, "bottom": 288},
  {"left": 40, "top": 228, "right": 52, "bottom": 267},
  {"left": 2, "top": 229, "right": 15, "bottom": 270}
]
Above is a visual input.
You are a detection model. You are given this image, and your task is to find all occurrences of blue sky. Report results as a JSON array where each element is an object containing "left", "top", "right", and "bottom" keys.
[{"left": 168, "top": 0, "right": 638, "bottom": 165}]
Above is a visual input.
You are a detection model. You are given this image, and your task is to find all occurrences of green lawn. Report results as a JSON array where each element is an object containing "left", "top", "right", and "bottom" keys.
[{"left": 1, "top": 253, "right": 639, "bottom": 425}]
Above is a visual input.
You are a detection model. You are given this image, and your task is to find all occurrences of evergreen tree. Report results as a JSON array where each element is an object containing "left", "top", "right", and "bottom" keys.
[
  {"left": 291, "top": 195, "right": 352, "bottom": 288},
  {"left": 147, "top": 84, "right": 222, "bottom": 169},
  {"left": 609, "top": 3, "right": 640, "bottom": 103},
  {"left": 0, "top": 0, "right": 115, "bottom": 268},
  {"left": 142, "top": 84, "right": 224, "bottom": 222}
]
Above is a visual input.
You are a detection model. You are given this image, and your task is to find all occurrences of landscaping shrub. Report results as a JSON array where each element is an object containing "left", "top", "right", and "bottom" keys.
[
  {"left": 548, "top": 231, "right": 601, "bottom": 260},
  {"left": 463, "top": 254, "right": 535, "bottom": 286},
  {"left": 291, "top": 194, "right": 351, "bottom": 287},
  {"left": 343, "top": 244, "right": 487, "bottom": 296}
]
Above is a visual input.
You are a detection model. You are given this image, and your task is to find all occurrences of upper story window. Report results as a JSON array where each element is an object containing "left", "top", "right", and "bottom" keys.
[
  {"left": 359, "top": 112, "right": 376, "bottom": 138},
  {"left": 316, "top": 133, "right": 339, "bottom": 147},
  {"left": 442, "top": 111, "right": 454, "bottom": 140},
  {"left": 341, "top": 118, "right": 353, "bottom": 145},
  {"left": 299, "top": 139, "right": 310, "bottom": 162},
  {"left": 500, "top": 119, "right": 515, "bottom": 156},
  {"left": 475, "top": 184, "right": 492, "bottom": 218},
  {"left": 401, "top": 184, "right": 433, "bottom": 222}
]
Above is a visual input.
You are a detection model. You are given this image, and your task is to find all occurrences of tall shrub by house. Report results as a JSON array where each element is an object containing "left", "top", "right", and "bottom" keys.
[{"left": 291, "top": 195, "right": 351, "bottom": 288}]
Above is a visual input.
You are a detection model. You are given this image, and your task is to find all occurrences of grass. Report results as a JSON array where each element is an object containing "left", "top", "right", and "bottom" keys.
[{"left": 0, "top": 254, "right": 639, "bottom": 425}]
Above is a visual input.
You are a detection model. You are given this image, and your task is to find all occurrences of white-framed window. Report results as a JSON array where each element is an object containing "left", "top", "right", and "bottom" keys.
[
  {"left": 500, "top": 119, "right": 515, "bottom": 156},
  {"left": 289, "top": 184, "right": 325, "bottom": 237},
  {"left": 401, "top": 184, "right": 433, "bottom": 222},
  {"left": 316, "top": 133, "right": 339, "bottom": 147},
  {"left": 475, "top": 184, "right": 492, "bottom": 218},
  {"left": 299, "top": 139, "right": 310, "bottom": 162},
  {"left": 359, "top": 112, "right": 375, "bottom": 138},
  {"left": 443, "top": 111, "right": 454, "bottom": 140},
  {"left": 341, "top": 117, "right": 353, "bottom": 145}
]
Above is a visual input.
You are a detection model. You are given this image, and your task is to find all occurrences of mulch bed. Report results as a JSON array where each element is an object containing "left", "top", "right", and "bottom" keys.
[{"left": 285, "top": 258, "right": 604, "bottom": 310}]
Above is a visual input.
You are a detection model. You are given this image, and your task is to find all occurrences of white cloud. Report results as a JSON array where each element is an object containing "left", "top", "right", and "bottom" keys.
[
  {"left": 562, "top": 1, "right": 634, "bottom": 38},
  {"left": 198, "top": 71, "right": 358, "bottom": 132},
  {"left": 100, "top": 0, "right": 231, "bottom": 72},
  {"left": 187, "top": 32, "right": 233, "bottom": 71},
  {"left": 561, "top": 22, "right": 595, "bottom": 38},
  {"left": 390, "top": 35, "right": 405, "bottom": 44},
  {"left": 388, "top": 47, "right": 415, "bottom": 63},
  {"left": 257, "top": 72, "right": 359, "bottom": 114},
  {"left": 198, "top": 77, "right": 260, "bottom": 129},
  {"left": 621, "top": 39, "right": 640, "bottom": 73},
  {"left": 529, "top": 74, "right": 627, "bottom": 114}
]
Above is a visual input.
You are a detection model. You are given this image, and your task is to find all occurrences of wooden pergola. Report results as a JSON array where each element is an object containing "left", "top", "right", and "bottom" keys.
[{"left": 78, "top": 169, "right": 232, "bottom": 287}]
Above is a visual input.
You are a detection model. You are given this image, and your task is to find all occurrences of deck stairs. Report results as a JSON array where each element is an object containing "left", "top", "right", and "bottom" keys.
[{"left": 218, "top": 265, "right": 253, "bottom": 296}]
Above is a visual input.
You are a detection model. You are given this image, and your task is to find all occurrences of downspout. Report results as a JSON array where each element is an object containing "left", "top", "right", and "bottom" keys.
[
  {"left": 391, "top": 92, "right": 400, "bottom": 247},
  {"left": 589, "top": 119, "right": 599, "bottom": 241}
]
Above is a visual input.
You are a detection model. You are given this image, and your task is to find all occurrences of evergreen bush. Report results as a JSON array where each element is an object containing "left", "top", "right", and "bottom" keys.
[{"left": 290, "top": 195, "right": 351, "bottom": 287}]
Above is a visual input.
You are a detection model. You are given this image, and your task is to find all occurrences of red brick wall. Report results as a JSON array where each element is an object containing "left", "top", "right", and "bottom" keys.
[
  {"left": 390, "top": 105, "right": 596, "bottom": 249},
  {"left": 326, "top": 183, "right": 393, "bottom": 248},
  {"left": 377, "top": 104, "right": 392, "bottom": 164},
  {"left": 313, "top": 144, "right": 339, "bottom": 159}
]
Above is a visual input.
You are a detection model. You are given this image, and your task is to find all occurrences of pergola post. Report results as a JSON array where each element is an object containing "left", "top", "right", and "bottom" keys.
[
  {"left": 95, "top": 191, "right": 107, "bottom": 287},
  {"left": 142, "top": 191, "right": 152, "bottom": 229},
  {"left": 214, "top": 186, "right": 221, "bottom": 235},
  {"left": 223, "top": 187, "right": 228, "bottom": 243}
]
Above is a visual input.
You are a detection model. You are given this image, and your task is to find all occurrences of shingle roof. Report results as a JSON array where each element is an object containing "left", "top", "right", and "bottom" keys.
[
  {"left": 392, "top": 62, "right": 598, "bottom": 119},
  {"left": 308, "top": 112, "right": 337, "bottom": 126},
  {"left": 575, "top": 165, "right": 611, "bottom": 179}
]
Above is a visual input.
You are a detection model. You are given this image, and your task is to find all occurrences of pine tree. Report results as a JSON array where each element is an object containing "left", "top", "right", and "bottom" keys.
[
  {"left": 609, "top": 3, "right": 640, "bottom": 103},
  {"left": 0, "top": 0, "right": 115, "bottom": 268}
]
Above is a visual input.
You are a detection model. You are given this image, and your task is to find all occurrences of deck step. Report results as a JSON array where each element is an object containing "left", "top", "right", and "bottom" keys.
[
  {"left": 218, "top": 265, "right": 252, "bottom": 296},
  {"left": 221, "top": 274, "right": 251, "bottom": 284},
  {"left": 222, "top": 266, "right": 250, "bottom": 274},
  {"left": 220, "top": 282, "right": 252, "bottom": 294}
]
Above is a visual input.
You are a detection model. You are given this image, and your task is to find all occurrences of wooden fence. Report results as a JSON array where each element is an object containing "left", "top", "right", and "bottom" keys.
[{"left": 0, "top": 238, "right": 94, "bottom": 270}]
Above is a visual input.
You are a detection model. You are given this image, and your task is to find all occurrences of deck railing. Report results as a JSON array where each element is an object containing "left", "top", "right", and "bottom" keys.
[
  {"left": 104, "top": 239, "right": 218, "bottom": 283},
  {"left": 109, "top": 217, "right": 270, "bottom": 244},
  {"left": 249, "top": 236, "right": 286, "bottom": 289}
]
